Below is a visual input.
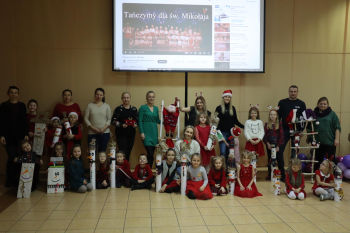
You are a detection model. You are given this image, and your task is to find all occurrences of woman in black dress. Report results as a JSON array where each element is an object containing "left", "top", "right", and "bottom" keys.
[{"left": 177, "top": 95, "right": 211, "bottom": 126}]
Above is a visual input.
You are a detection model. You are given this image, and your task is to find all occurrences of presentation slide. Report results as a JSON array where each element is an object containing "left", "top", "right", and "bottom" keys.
[{"left": 113, "top": 0, "right": 265, "bottom": 72}]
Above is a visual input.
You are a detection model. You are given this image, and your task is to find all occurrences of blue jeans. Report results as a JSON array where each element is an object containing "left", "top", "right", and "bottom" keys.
[
  {"left": 88, "top": 133, "right": 110, "bottom": 153},
  {"left": 219, "top": 131, "right": 231, "bottom": 162},
  {"left": 279, "top": 130, "right": 296, "bottom": 160}
]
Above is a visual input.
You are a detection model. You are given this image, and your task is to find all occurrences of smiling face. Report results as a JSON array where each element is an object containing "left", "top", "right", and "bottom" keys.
[
  {"left": 8, "top": 88, "right": 19, "bottom": 101},
  {"left": 250, "top": 110, "right": 258, "bottom": 120},
  {"left": 139, "top": 155, "right": 148, "bottom": 165},
  {"left": 146, "top": 92, "right": 155, "bottom": 105},
  {"left": 99, "top": 153, "right": 106, "bottom": 163},
  {"left": 199, "top": 115, "right": 207, "bottom": 124},
  {"left": 269, "top": 110, "right": 277, "bottom": 122},
  {"left": 69, "top": 114, "right": 77, "bottom": 125},
  {"left": 116, "top": 153, "right": 124, "bottom": 164},
  {"left": 214, "top": 160, "right": 222, "bottom": 170},
  {"left": 191, "top": 155, "right": 201, "bottom": 168},
  {"left": 55, "top": 145, "right": 63, "bottom": 157},
  {"left": 28, "top": 102, "right": 37, "bottom": 113},
  {"left": 166, "top": 151, "right": 175, "bottom": 163},
  {"left": 196, "top": 98, "right": 204, "bottom": 110},
  {"left": 95, "top": 91, "right": 104, "bottom": 102},
  {"left": 22, "top": 142, "right": 31, "bottom": 152},
  {"left": 122, "top": 93, "right": 130, "bottom": 105},
  {"left": 73, "top": 147, "right": 81, "bottom": 160},
  {"left": 318, "top": 100, "right": 329, "bottom": 112},
  {"left": 184, "top": 127, "right": 194, "bottom": 140},
  {"left": 62, "top": 91, "right": 72, "bottom": 103},
  {"left": 223, "top": 96, "right": 231, "bottom": 104}
]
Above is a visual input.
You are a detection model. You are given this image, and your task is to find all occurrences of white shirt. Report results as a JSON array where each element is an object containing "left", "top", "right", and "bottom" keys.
[{"left": 244, "top": 119, "right": 265, "bottom": 140}]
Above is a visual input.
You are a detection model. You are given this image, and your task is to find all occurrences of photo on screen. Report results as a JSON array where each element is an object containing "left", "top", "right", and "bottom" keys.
[
  {"left": 214, "top": 23, "right": 230, "bottom": 32},
  {"left": 214, "top": 51, "right": 230, "bottom": 61},
  {"left": 214, "top": 43, "right": 230, "bottom": 51},
  {"left": 214, "top": 62, "right": 230, "bottom": 69},
  {"left": 214, "top": 5, "right": 230, "bottom": 22},
  {"left": 122, "top": 3, "right": 212, "bottom": 55},
  {"left": 214, "top": 33, "right": 230, "bottom": 42}
]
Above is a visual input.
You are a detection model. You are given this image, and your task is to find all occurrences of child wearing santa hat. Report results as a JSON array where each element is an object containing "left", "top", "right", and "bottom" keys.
[{"left": 63, "top": 112, "right": 82, "bottom": 158}]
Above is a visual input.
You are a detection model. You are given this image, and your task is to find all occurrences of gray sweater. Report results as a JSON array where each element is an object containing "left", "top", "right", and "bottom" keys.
[
  {"left": 84, "top": 103, "right": 111, "bottom": 135},
  {"left": 188, "top": 166, "right": 208, "bottom": 187}
]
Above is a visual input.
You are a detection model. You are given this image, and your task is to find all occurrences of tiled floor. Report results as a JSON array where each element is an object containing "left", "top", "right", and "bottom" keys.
[{"left": 1, "top": 173, "right": 350, "bottom": 233}]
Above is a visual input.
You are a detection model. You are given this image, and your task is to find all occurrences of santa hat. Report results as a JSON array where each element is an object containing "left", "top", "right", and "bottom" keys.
[
  {"left": 302, "top": 109, "right": 319, "bottom": 125},
  {"left": 51, "top": 117, "right": 60, "bottom": 123},
  {"left": 286, "top": 109, "right": 297, "bottom": 133},
  {"left": 230, "top": 127, "right": 241, "bottom": 137},
  {"left": 222, "top": 90, "right": 232, "bottom": 98},
  {"left": 68, "top": 112, "right": 78, "bottom": 120}
]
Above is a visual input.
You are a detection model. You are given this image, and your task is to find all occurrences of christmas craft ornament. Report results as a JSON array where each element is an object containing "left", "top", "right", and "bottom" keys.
[
  {"left": 273, "top": 169, "right": 282, "bottom": 195},
  {"left": 269, "top": 136, "right": 278, "bottom": 182},
  {"left": 87, "top": 139, "right": 96, "bottom": 189},
  {"left": 180, "top": 140, "right": 191, "bottom": 195},
  {"left": 30, "top": 112, "right": 51, "bottom": 155},
  {"left": 163, "top": 99, "right": 180, "bottom": 148},
  {"left": 206, "top": 112, "right": 220, "bottom": 149},
  {"left": 250, "top": 152, "right": 258, "bottom": 184},
  {"left": 47, "top": 157, "right": 65, "bottom": 194},
  {"left": 16, "top": 152, "right": 40, "bottom": 198},
  {"left": 62, "top": 112, "right": 72, "bottom": 134},
  {"left": 108, "top": 136, "right": 116, "bottom": 188}
]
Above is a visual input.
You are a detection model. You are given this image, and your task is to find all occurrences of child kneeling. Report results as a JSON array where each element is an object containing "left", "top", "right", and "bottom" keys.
[
  {"left": 208, "top": 156, "right": 227, "bottom": 196},
  {"left": 285, "top": 158, "right": 306, "bottom": 200},
  {"left": 69, "top": 145, "right": 92, "bottom": 193},
  {"left": 159, "top": 148, "right": 180, "bottom": 193},
  {"left": 131, "top": 154, "right": 154, "bottom": 190}
]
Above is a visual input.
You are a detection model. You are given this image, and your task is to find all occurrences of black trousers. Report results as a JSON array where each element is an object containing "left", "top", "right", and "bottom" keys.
[
  {"left": 5, "top": 143, "right": 18, "bottom": 184},
  {"left": 144, "top": 146, "right": 155, "bottom": 168},
  {"left": 314, "top": 144, "right": 336, "bottom": 171},
  {"left": 96, "top": 180, "right": 109, "bottom": 189},
  {"left": 278, "top": 130, "right": 297, "bottom": 160},
  {"left": 131, "top": 177, "right": 155, "bottom": 189},
  {"left": 116, "top": 136, "right": 135, "bottom": 162},
  {"left": 266, "top": 146, "right": 285, "bottom": 180}
]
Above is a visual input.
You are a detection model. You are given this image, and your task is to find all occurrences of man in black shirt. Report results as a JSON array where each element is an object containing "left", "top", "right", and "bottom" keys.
[
  {"left": 278, "top": 85, "right": 306, "bottom": 176},
  {"left": 0, "top": 86, "right": 29, "bottom": 187}
]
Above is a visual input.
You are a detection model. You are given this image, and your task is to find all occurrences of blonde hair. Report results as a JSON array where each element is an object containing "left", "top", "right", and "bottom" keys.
[
  {"left": 248, "top": 107, "right": 260, "bottom": 120},
  {"left": 96, "top": 152, "right": 110, "bottom": 170},
  {"left": 191, "top": 153, "right": 201, "bottom": 162},
  {"left": 194, "top": 96, "right": 207, "bottom": 115},
  {"left": 182, "top": 125, "right": 195, "bottom": 139},
  {"left": 194, "top": 113, "right": 210, "bottom": 126},
  {"left": 241, "top": 150, "right": 252, "bottom": 164},
  {"left": 220, "top": 98, "right": 234, "bottom": 116},
  {"left": 321, "top": 160, "right": 332, "bottom": 176},
  {"left": 210, "top": 156, "right": 226, "bottom": 171},
  {"left": 289, "top": 158, "right": 301, "bottom": 167},
  {"left": 267, "top": 110, "right": 280, "bottom": 130}
]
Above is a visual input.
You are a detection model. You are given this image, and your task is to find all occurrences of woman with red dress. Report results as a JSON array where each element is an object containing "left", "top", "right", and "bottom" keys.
[
  {"left": 194, "top": 113, "right": 216, "bottom": 173},
  {"left": 234, "top": 150, "right": 262, "bottom": 198}
]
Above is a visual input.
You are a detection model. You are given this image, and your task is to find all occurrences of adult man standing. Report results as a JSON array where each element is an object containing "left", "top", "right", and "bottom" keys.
[
  {"left": 0, "top": 86, "right": 29, "bottom": 187},
  {"left": 277, "top": 85, "right": 306, "bottom": 180}
]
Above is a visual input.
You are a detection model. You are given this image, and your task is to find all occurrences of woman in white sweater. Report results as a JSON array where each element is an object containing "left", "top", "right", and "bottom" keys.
[
  {"left": 84, "top": 88, "right": 112, "bottom": 152},
  {"left": 244, "top": 106, "right": 265, "bottom": 157}
]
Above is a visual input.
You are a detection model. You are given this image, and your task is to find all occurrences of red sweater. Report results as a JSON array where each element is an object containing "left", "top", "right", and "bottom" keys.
[
  {"left": 208, "top": 168, "right": 227, "bottom": 188},
  {"left": 117, "top": 159, "right": 132, "bottom": 178},
  {"left": 132, "top": 164, "right": 153, "bottom": 181},
  {"left": 312, "top": 169, "right": 334, "bottom": 190},
  {"left": 96, "top": 163, "right": 110, "bottom": 182},
  {"left": 52, "top": 103, "right": 83, "bottom": 125}
]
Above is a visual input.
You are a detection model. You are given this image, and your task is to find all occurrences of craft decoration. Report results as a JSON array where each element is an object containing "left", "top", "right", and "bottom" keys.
[
  {"left": 108, "top": 135, "right": 116, "bottom": 188},
  {"left": 250, "top": 104, "right": 259, "bottom": 109},
  {"left": 163, "top": 98, "right": 180, "bottom": 148},
  {"left": 87, "top": 139, "right": 96, "bottom": 189},
  {"left": 228, "top": 136, "right": 236, "bottom": 194},
  {"left": 47, "top": 157, "right": 65, "bottom": 194},
  {"left": 273, "top": 169, "right": 282, "bottom": 195},
  {"left": 216, "top": 130, "right": 224, "bottom": 142},
  {"left": 250, "top": 151, "right": 258, "bottom": 184},
  {"left": 52, "top": 126, "right": 62, "bottom": 148},
  {"left": 334, "top": 166, "right": 344, "bottom": 202},
  {"left": 206, "top": 112, "right": 220, "bottom": 149},
  {"left": 15, "top": 152, "right": 40, "bottom": 198},
  {"left": 180, "top": 140, "right": 191, "bottom": 195},
  {"left": 269, "top": 136, "right": 278, "bottom": 182},
  {"left": 30, "top": 112, "right": 51, "bottom": 155},
  {"left": 125, "top": 117, "right": 136, "bottom": 126},
  {"left": 268, "top": 105, "right": 280, "bottom": 111},
  {"left": 62, "top": 112, "right": 72, "bottom": 134},
  {"left": 155, "top": 144, "right": 164, "bottom": 193}
]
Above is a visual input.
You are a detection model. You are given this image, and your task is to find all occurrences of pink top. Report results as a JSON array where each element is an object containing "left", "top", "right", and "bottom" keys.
[{"left": 52, "top": 103, "right": 83, "bottom": 124}]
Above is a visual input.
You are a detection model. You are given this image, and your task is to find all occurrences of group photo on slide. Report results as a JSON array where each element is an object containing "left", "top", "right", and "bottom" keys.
[{"left": 2, "top": 0, "right": 350, "bottom": 232}]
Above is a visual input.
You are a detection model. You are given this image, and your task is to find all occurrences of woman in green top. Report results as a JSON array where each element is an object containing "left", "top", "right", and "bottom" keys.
[
  {"left": 139, "top": 91, "right": 160, "bottom": 167},
  {"left": 309, "top": 97, "right": 341, "bottom": 171}
]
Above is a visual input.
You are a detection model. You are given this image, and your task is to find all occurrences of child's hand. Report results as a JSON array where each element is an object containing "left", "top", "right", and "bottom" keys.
[
  {"left": 29, "top": 132, "right": 34, "bottom": 138},
  {"left": 159, "top": 184, "right": 167, "bottom": 193},
  {"left": 276, "top": 146, "right": 279, "bottom": 152},
  {"left": 138, "top": 180, "right": 145, "bottom": 183},
  {"left": 68, "top": 134, "right": 74, "bottom": 140},
  {"left": 133, "top": 123, "right": 138, "bottom": 128},
  {"left": 295, "top": 188, "right": 301, "bottom": 193},
  {"left": 40, "top": 159, "right": 43, "bottom": 165},
  {"left": 83, "top": 180, "right": 87, "bottom": 185},
  {"left": 204, "top": 146, "right": 209, "bottom": 150},
  {"left": 225, "top": 141, "right": 230, "bottom": 148},
  {"left": 115, "top": 165, "right": 120, "bottom": 169},
  {"left": 63, "top": 134, "right": 68, "bottom": 139},
  {"left": 123, "top": 124, "right": 128, "bottom": 128},
  {"left": 102, "top": 180, "right": 107, "bottom": 186},
  {"left": 240, "top": 185, "right": 245, "bottom": 191},
  {"left": 176, "top": 180, "right": 181, "bottom": 185},
  {"left": 220, "top": 187, "right": 226, "bottom": 193},
  {"left": 267, "top": 142, "right": 271, "bottom": 150},
  {"left": 44, "top": 127, "right": 48, "bottom": 132},
  {"left": 199, "top": 186, "right": 205, "bottom": 192},
  {"left": 246, "top": 185, "right": 252, "bottom": 191},
  {"left": 210, "top": 145, "right": 214, "bottom": 151},
  {"left": 331, "top": 183, "right": 337, "bottom": 188},
  {"left": 215, "top": 184, "right": 220, "bottom": 188},
  {"left": 14, "top": 157, "right": 18, "bottom": 162}
]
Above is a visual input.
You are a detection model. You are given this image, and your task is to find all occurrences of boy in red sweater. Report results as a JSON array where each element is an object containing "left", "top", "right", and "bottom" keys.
[
  {"left": 115, "top": 150, "right": 132, "bottom": 188},
  {"left": 131, "top": 154, "right": 154, "bottom": 190}
]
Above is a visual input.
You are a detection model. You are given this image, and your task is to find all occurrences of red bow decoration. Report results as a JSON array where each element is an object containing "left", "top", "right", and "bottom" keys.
[
  {"left": 184, "top": 140, "right": 189, "bottom": 144},
  {"left": 228, "top": 136, "right": 234, "bottom": 140}
]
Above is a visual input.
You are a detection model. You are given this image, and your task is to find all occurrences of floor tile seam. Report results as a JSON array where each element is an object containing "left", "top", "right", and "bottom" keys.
[
  {"left": 170, "top": 193, "right": 183, "bottom": 233},
  {"left": 336, "top": 221, "right": 350, "bottom": 231},
  {"left": 308, "top": 220, "right": 333, "bottom": 233},
  {"left": 64, "top": 191, "right": 88, "bottom": 231}
]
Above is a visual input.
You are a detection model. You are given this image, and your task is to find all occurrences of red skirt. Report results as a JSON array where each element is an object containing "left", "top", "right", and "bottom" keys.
[
  {"left": 245, "top": 139, "right": 265, "bottom": 157},
  {"left": 186, "top": 180, "right": 213, "bottom": 200},
  {"left": 234, "top": 179, "right": 262, "bottom": 198},
  {"left": 162, "top": 177, "right": 179, "bottom": 190}
]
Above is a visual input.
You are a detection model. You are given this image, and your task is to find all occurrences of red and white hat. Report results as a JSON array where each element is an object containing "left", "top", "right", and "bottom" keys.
[
  {"left": 230, "top": 127, "right": 241, "bottom": 137},
  {"left": 285, "top": 109, "right": 297, "bottom": 133},
  {"left": 68, "top": 112, "right": 78, "bottom": 120},
  {"left": 222, "top": 90, "right": 232, "bottom": 98}
]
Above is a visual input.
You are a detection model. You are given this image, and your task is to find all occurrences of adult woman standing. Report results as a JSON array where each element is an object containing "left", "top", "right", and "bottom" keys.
[
  {"left": 177, "top": 95, "right": 211, "bottom": 126},
  {"left": 138, "top": 91, "right": 160, "bottom": 167},
  {"left": 308, "top": 97, "right": 341, "bottom": 171},
  {"left": 84, "top": 88, "right": 111, "bottom": 152},
  {"left": 53, "top": 89, "right": 83, "bottom": 125},
  {"left": 215, "top": 90, "right": 244, "bottom": 161},
  {"left": 112, "top": 92, "right": 138, "bottom": 161}
]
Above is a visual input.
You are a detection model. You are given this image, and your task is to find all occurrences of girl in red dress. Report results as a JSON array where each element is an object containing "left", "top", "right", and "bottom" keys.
[
  {"left": 208, "top": 156, "right": 227, "bottom": 196},
  {"left": 194, "top": 113, "right": 216, "bottom": 173},
  {"left": 96, "top": 151, "right": 110, "bottom": 189},
  {"left": 285, "top": 158, "right": 306, "bottom": 200},
  {"left": 186, "top": 153, "right": 213, "bottom": 200},
  {"left": 159, "top": 148, "right": 180, "bottom": 193},
  {"left": 234, "top": 150, "right": 262, "bottom": 198},
  {"left": 312, "top": 159, "right": 336, "bottom": 201}
]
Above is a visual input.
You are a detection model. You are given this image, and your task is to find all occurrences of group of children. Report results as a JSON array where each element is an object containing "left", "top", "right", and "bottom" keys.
[{"left": 22, "top": 99, "right": 338, "bottom": 201}]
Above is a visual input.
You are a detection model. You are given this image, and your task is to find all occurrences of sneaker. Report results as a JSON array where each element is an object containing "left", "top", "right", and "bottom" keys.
[
  {"left": 320, "top": 194, "right": 325, "bottom": 201},
  {"left": 116, "top": 182, "right": 121, "bottom": 188}
]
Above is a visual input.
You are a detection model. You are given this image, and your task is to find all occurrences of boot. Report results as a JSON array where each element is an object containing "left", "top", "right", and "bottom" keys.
[{"left": 131, "top": 184, "right": 140, "bottom": 191}]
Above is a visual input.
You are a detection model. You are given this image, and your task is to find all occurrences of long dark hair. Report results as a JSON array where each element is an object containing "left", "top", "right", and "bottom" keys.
[
  {"left": 70, "top": 144, "right": 83, "bottom": 165},
  {"left": 95, "top": 88, "right": 105, "bottom": 102},
  {"left": 27, "top": 99, "right": 38, "bottom": 108},
  {"left": 62, "top": 89, "right": 72, "bottom": 96},
  {"left": 52, "top": 142, "right": 67, "bottom": 158}
]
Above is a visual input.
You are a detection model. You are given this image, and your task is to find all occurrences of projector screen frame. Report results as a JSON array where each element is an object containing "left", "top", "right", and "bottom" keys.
[{"left": 112, "top": 0, "right": 266, "bottom": 73}]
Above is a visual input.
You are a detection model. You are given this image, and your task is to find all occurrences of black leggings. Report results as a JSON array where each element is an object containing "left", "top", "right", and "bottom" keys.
[
  {"left": 5, "top": 143, "right": 18, "bottom": 184},
  {"left": 131, "top": 177, "right": 155, "bottom": 189},
  {"left": 116, "top": 136, "right": 135, "bottom": 162},
  {"left": 96, "top": 180, "right": 109, "bottom": 189},
  {"left": 144, "top": 146, "right": 155, "bottom": 168}
]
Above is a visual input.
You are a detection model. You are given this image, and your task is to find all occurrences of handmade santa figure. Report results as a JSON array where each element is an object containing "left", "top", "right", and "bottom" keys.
[{"left": 163, "top": 99, "right": 179, "bottom": 148}]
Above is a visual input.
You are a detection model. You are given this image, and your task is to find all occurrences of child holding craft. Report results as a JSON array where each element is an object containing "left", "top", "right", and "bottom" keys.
[{"left": 115, "top": 150, "right": 132, "bottom": 188}]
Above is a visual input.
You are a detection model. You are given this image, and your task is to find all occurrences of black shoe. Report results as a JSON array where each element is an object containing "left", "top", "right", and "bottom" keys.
[
  {"left": 116, "top": 182, "right": 121, "bottom": 188},
  {"left": 131, "top": 184, "right": 140, "bottom": 191},
  {"left": 148, "top": 185, "right": 152, "bottom": 190}
]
